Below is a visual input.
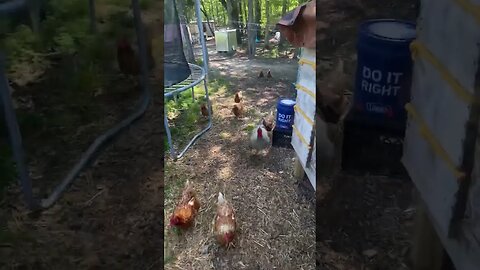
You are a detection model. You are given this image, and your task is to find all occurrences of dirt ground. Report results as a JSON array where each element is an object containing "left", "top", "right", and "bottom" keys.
[{"left": 164, "top": 44, "right": 316, "bottom": 270}]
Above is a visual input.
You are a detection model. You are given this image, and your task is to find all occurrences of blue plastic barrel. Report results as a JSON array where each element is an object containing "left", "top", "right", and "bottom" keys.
[
  {"left": 276, "top": 98, "right": 296, "bottom": 132},
  {"left": 352, "top": 19, "right": 416, "bottom": 130}
]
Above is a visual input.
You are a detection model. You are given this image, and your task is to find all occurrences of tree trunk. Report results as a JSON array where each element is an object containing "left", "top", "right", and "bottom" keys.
[
  {"left": 200, "top": 1, "right": 215, "bottom": 36},
  {"left": 177, "top": 0, "right": 195, "bottom": 63},
  {"left": 237, "top": 0, "right": 243, "bottom": 40},
  {"left": 209, "top": 0, "right": 216, "bottom": 23},
  {"left": 255, "top": 0, "right": 261, "bottom": 38},
  {"left": 220, "top": 0, "right": 242, "bottom": 44},
  {"left": 279, "top": 0, "right": 288, "bottom": 47},
  {"left": 264, "top": 0, "right": 270, "bottom": 48},
  {"left": 215, "top": 3, "right": 220, "bottom": 25},
  {"left": 247, "top": 0, "right": 255, "bottom": 58},
  {"left": 243, "top": 0, "right": 248, "bottom": 29}
]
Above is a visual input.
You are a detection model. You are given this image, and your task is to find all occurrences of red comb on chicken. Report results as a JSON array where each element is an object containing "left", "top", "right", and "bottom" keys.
[{"left": 249, "top": 124, "right": 270, "bottom": 155}]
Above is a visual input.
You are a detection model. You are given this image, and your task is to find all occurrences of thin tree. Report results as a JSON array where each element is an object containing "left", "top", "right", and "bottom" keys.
[
  {"left": 200, "top": 1, "right": 215, "bottom": 36},
  {"left": 264, "top": 0, "right": 270, "bottom": 49},
  {"left": 279, "top": 0, "right": 288, "bottom": 48},
  {"left": 243, "top": 0, "right": 247, "bottom": 28},
  {"left": 254, "top": 0, "right": 261, "bottom": 38},
  {"left": 219, "top": 0, "right": 242, "bottom": 44},
  {"left": 247, "top": 0, "right": 255, "bottom": 58}
]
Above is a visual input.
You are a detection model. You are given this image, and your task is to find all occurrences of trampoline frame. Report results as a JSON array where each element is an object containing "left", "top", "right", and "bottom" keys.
[
  {"left": 0, "top": 0, "right": 152, "bottom": 210},
  {"left": 163, "top": 0, "right": 211, "bottom": 160}
]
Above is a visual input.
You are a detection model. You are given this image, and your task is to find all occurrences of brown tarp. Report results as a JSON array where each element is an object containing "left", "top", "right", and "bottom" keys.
[{"left": 276, "top": 1, "right": 316, "bottom": 49}]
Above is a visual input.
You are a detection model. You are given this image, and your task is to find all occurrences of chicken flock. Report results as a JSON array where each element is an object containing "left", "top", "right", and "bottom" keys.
[
  {"left": 169, "top": 181, "right": 237, "bottom": 248},
  {"left": 169, "top": 70, "right": 278, "bottom": 249}
]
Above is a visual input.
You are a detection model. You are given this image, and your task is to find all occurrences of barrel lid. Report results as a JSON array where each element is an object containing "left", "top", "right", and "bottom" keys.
[
  {"left": 280, "top": 99, "right": 296, "bottom": 106},
  {"left": 363, "top": 19, "right": 416, "bottom": 41}
]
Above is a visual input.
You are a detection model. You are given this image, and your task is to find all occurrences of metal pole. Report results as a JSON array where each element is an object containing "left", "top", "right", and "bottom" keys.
[
  {"left": 194, "top": 0, "right": 208, "bottom": 74},
  {"left": 164, "top": 105, "right": 176, "bottom": 159},
  {"left": 0, "top": 53, "right": 38, "bottom": 209}
]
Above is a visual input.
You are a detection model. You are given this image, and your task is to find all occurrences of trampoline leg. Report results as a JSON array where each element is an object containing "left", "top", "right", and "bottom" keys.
[
  {"left": 164, "top": 104, "right": 176, "bottom": 159},
  {"left": 0, "top": 56, "right": 38, "bottom": 209},
  {"left": 171, "top": 78, "right": 212, "bottom": 160},
  {"left": 203, "top": 78, "right": 212, "bottom": 116}
]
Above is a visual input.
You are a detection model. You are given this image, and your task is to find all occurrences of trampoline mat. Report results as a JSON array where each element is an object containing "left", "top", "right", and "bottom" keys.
[
  {"left": 164, "top": 62, "right": 191, "bottom": 87},
  {"left": 164, "top": 0, "right": 191, "bottom": 87}
]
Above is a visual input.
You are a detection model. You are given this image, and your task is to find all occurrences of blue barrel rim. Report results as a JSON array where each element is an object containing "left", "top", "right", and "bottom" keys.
[
  {"left": 359, "top": 19, "right": 416, "bottom": 43},
  {"left": 278, "top": 97, "right": 296, "bottom": 105}
]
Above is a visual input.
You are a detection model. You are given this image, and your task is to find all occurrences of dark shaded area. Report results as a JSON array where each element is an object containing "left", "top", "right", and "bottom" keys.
[{"left": 316, "top": 0, "right": 419, "bottom": 269}]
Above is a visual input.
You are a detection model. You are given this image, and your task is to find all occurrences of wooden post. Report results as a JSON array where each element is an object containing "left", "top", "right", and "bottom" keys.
[{"left": 294, "top": 154, "right": 305, "bottom": 181}]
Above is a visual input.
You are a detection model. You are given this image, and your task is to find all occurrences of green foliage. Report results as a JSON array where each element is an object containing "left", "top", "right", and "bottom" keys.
[
  {"left": 140, "top": 0, "right": 154, "bottom": 10},
  {"left": 187, "top": 0, "right": 304, "bottom": 31},
  {"left": 46, "top": 0, "right": 89, "bottom": 19},
  {"left": 105, "top": 10, "right": 135, "bottom": 38},
  {"left": 2, "top": 25, "right": 41, "bottom": 62}
]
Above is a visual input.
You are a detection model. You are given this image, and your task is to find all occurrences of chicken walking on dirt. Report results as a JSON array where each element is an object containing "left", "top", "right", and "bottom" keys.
[
  {"left": 249, "top": 123, "right": 271, "bottom": 154},
  {"left": 232, "top": 102, "right": 245, "bottom": 118},
  {"left": 200, "top": 103, "right": 209, "bottom": 117},
  {"left": 214, "top": 192, "right": 236, "bottom": 248},
  {"left": 262, "top": 113, "right": 275, "bottom": 132},
  {"left": 234, "top": 91, "right": 243, "bottom": 103},
  {"left": 169, "top": 180, "right": 200, "bottom": 230},
  {"left": 116, "top": 29, "right": 155, "bottom": 84}
]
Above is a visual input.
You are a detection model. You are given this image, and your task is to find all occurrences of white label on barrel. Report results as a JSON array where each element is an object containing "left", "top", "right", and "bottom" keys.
[
  {"left": 366, "top": 102, "right": 392, "bottom": 114},
  {"left": 361, "top": 66, "right": 402, "bottom": 96},
  {"left": 278, "top": 113, "right": 293, "bottom": 124}
]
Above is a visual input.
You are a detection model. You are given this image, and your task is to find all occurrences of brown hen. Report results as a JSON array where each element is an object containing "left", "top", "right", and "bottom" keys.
[
  {"left": 214, "top": 192, "right": 236, "bottom": 247},
  {"left": 169, "top": 180, "right": 200, "bottom": 230},
  {"left": 234, "top": 91, "right": 243, "bottom": 103},
  {"left": 201, "top": 103, "right": 209, "bottom": 117},
  {"left": 232, "top": 102, "right": 245, "bottom": 118},
  {"left": 262, "top": 113, "right": 275, "bottom": 132}
]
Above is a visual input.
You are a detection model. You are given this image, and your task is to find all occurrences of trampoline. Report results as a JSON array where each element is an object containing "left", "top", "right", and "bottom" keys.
[{"left": 164, "top": 0, "right": 211, "bottom": 160}]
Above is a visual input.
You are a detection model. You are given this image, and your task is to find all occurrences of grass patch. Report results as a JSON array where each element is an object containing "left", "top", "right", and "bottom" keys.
[
  {"left": 244, "top": 122, "right": 256, "bottom": 133},
  {"left": 164, "top": 253, "right": 176, "bottom": 265},
  {"left": 164, "top": 73, "right": 230, "bottom": 153}
]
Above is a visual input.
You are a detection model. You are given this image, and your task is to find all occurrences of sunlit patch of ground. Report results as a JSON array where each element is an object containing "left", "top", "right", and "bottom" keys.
[{"left": 164, "top": 49, "right": 315, "bottom": 269}]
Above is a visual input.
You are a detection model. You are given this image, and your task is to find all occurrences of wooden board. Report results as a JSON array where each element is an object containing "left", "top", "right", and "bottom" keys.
[
  {"left": 402, "top": 0, "right": 480, "bottom": 269},
  {"left": 292, "top": 48, "right": 316, "bottom": 190}
]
